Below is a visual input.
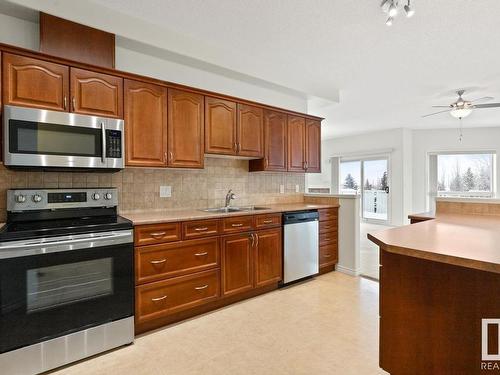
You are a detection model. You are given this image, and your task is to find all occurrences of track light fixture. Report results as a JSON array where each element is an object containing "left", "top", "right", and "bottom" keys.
[{"left": 381, "top": 0, "right": 415, "bottom": 25}]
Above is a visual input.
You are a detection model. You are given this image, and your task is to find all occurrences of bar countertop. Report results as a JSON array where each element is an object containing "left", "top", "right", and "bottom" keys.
[{"left": 368, "top": 213, "right": 500, "bottom": 274}]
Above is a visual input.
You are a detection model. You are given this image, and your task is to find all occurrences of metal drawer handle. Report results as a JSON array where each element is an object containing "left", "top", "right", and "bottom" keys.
[
  {"left": 150, "top": 259, "right": 167, "bottom": 265},
  {"left": 262, "top": 219, "right": 273, "bottom": 224},
  {"left": 150, "top": 231, "right": 166, "bottom": 238},
  {"left": 231, "top": 223, "right": 243, "bottom": 227},
  {"left": 195, "top": 227, "right": 209, "bottom": 231},
  {"left": 324, "top": 254, "right": 332, "bottom": 258},
  {"left": 195, "top": 285, "right": 208, "bottom": 290},
  {"left": 152, "top": 295, "right": 167, "bottom": 302},
  {"left": 195, "top": 252, "right": 208, "bottom": 256}
]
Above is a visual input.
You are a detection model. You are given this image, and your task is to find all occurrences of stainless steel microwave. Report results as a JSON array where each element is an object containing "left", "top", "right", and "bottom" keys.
[{"left": 3, "top": 105, "right": 124, "bottom": 171}]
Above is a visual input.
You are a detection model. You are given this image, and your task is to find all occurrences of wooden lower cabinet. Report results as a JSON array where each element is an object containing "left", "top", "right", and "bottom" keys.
[
  {"left": 135, "top": 269, "right": 219, "bottom": 324},
  {"left": 318, "top": 208, "right": 339, "bottom": 273},
  {"left": 134, "top": 218, "right": 283, "bottom": 333},
  {"left": 221, "top": 232, "right": 254, "bottom": 296},
  {"left": 135, "top": 237, "right": 219, "bottom": 284},
  {"left": 254, "top": 228, "right": 282, "bottom": 287}
]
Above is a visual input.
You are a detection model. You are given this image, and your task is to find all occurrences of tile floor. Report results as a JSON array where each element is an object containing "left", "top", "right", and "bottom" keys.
[
  {"left": 51, "top": 272, "right": 386, "bottom": 375},
  {"left": 360, "top": 222, "right": 392, "bottom": 280}
]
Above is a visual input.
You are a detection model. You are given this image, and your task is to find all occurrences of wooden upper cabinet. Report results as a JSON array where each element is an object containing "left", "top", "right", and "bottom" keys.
[
  {"left": 221, "top": 233, "right": 254, "bottom": 297},
  {"left": 305, "top": 119, "right": 321, "bottom": 173},
  {"left": 237, "top": 104, "right": 263, "bottom": 157},
  {"left": 264, "top": 110, "right": 287, "bottom": 171},
  {"left": 204, "top": 96, "right": 236, "bottom": 155},
  {"left": 287, "top": 115, "right": 306, "bottom": 172},
  {"left": 167, "top": 89, "right": 204, "bottom": 168},
  {"left": 70, "top": 67, "right": 123, "bottom": 118},
  {"left": 2, "top": 53, "right": 69, "bottom": 111},
  {"left": 254, "top": 228, "right": 282, "bottom": 287},
  {"left": 124, "top": 79, "right": 167, "bottom": 167}
]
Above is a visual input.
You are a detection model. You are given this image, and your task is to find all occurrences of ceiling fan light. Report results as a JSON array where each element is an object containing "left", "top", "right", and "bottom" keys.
[
  {"left": 388, "top": 2, "right": 398, "bottom": 17},
  {"left": 404, "top": 4, "right": 415, "bottom": 17},
  {"left": 450, "top": 108, "right": 472, "bottom": 119},
  {"left": 386, "top": 16, "right": 393, "bottom": 26}
]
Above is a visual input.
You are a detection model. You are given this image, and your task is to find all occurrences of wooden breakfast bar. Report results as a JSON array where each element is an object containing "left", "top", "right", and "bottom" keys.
[{"left": 369, "top": 201, "right": 500, "bottom": 374}]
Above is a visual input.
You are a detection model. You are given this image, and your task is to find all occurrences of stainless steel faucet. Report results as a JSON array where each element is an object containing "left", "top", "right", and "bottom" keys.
[{"left": 225, "top": 190, "right": 236, "bottom": 207}]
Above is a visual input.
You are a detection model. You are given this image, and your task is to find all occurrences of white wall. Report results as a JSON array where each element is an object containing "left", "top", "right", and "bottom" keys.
[
  {"left": 0, "top": 13, "right": 307, "bottom": 112},
  {"left": 0, "top": 13, "right": 38, "bottom": 49},
  {"left": 312, "top": 128, "right": 412, "bottom": 226},
  {"left": 412, "top": 127, "right": 500, "bottom": 213}
]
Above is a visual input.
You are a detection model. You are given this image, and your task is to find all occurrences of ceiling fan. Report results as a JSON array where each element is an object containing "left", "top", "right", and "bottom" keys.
[{"left": 422, "top": 90, "right": 500, "bottom": 119}]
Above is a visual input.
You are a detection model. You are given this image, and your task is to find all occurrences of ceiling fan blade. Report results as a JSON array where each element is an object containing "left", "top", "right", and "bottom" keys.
[
  {"left": 422, "top": 109, "right": 451, "bottom": 118},
  {"left": 473, "top": 103, "right": 500, "bottom": 109},
  {"left": 471, "top": 96, "right": 494, "bottom": 103},
  {"left": 431, "top": 105, "right": 451, "bottom": 108}
]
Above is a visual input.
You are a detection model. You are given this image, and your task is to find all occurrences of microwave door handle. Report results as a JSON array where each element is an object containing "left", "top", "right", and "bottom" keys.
[{"left": 101, "top": 122, "right": 106, "bottom": 164}]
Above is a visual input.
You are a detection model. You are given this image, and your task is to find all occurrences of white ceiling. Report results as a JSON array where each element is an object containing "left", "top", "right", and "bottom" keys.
[{"left": 7, "top": 0, "right": 500, "bottom": 138}]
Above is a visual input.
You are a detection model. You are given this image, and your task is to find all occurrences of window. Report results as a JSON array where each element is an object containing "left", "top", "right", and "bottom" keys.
[
  {"left": 429, "top": 152, "right": 495, "bottom": 200},
  {"left": 340, "top": 160, "right": 361, "bottom": 194}
]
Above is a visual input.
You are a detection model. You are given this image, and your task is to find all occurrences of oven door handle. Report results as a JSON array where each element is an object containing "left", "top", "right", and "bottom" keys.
[{"left": 0, "top": 230, "right": 133, "bottom": 259}]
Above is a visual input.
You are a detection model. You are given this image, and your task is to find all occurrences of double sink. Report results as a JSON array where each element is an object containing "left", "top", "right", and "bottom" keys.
[{"left": 201, "top": 206, "right": 270, "bottom": 213}]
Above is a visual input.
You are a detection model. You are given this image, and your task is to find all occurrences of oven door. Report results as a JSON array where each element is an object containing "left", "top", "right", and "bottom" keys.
[
  {"left": 0, "top": 230, "right": 134, "bottom": 354},
  {"left": 3, "top": 105, "right": 124, "bottom": 169}
]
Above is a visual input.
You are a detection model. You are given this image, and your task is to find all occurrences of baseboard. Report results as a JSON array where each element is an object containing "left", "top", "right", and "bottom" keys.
[{"left": 336, "top": 265, "right": 360, "bottom": 276}]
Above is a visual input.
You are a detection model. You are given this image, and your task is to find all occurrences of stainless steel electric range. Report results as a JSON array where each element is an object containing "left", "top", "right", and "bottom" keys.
[{"left": 0, "top": 188, "right": 134, "bottom": 375}]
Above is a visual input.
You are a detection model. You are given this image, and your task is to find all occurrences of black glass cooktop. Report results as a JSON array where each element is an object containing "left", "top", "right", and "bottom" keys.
[{"left": 0, "top": 215, "right": 132, "bottom": 242}]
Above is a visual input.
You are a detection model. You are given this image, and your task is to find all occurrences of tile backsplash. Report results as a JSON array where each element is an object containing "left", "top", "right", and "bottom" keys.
[{"left": 0, "top": 158, "right": 305, "bottom": 221}]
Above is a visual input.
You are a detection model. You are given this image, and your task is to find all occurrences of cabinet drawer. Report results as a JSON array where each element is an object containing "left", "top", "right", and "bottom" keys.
[
  {"left": 135, "top": 269, "right": 220, "bottom": 324},
  {"left": 135, "top": 237, "right": 220, "bottom": 284},
  {"left": 255, "top": 213, "right": 281, "bottom": 229},
  {"left": 320, "top": 231, "right": 338, "bottom": 246},
  {"left": 319, "top": 243, "right": 338, "bottom": 266},
  {"left": 319, "top": 220, "right": 338, "bottom": 234},
  {"left": 319, "top": 208, "right": 338, "bottom": 222},
  {"left": 222, "top": 216, "right": 254, "bottom": 233},
  {"left": 183, "top": 219, "right": 220, "bottom": 239},
  {"left": 134, "top": 222, "right": 181, "bottom": 246}
]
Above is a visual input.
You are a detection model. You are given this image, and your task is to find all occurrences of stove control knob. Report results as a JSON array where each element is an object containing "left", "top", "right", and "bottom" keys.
[
  {"left": 92, "top": 193, "right": 101, "bottom": 200},
  {"left": 32, "top": 194, "right": 42, "bottom": 203},
  {"left": 15, "top": 194, "right": 26, "bottom": 203},
  {"left": 104, "top": 192, "right": 113, "bottom": 200}
]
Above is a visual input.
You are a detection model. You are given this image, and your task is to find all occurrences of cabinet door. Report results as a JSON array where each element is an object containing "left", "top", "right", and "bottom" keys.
[
  {"left": 254, "top": 228, "right": 282, "bottom": 287},
  {"left": 167, "top": 89, "right": 204, "bottom": 168},
  {"left": 2, "top": 53, "right": 69, "bottom": 111},
  {"left": 305, "top": 119, "right": 321, "bottom": 173},
  {"left": 287, "top": 115, "right": 306, "bottom": 172},
  {"left": 70, "top": 68, "right": 123, "bottom": 118},
  {"left": 264, "top": 110, "right": 287, "bottom": 171},
  {"left": 205, "top": 96, "right": 237, "bottom": 155},
  {"left": 237, "top": 104, "right": 263, "bottom": 157},
  {"left": 124, "top": 79, "right": 167, "bottom": 167},
  {"left": 221, "top": 233, "right": 254, "bottom": 296}
]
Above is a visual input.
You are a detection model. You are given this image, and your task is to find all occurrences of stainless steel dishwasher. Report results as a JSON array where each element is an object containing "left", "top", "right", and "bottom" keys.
[{"left": 282, "top": 210, "right": 319, "bottom": 285}]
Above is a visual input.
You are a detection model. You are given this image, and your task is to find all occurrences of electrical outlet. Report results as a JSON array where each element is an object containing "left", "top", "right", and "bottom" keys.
[
  {"left": 280, "top": 184, "right": 285, "bottom": 194},
  {"left": 159, "top": 186, "right": 172, "bottom": 198},
  {"left": 295, "top": 184, "right": 300, "bottom": 193}
]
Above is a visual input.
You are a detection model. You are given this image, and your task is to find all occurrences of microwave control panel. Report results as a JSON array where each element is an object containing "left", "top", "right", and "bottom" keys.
[{"left": 106, "top": 130, "right": 122, "bottom": 158}]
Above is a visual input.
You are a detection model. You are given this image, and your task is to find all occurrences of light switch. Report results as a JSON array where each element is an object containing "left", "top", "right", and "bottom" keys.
[
  {"left": 160, "top": 186, "right": 172, "bottom": 198},
  {"left": 295, "top": 184, "right": 300, "bottom": 193},
  {"left": 280, "top": 184, "right": 285, "bottom": 194}
]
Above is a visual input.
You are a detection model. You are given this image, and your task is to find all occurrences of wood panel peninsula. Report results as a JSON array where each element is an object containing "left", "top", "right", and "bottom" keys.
[{"left": 369, "top": 199, "right": 500, "bottom": 375}]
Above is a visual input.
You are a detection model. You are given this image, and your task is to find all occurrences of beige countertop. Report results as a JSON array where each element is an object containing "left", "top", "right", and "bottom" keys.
[
  {"left": 369, "top": 213, "right": 500, "bottom": 274},
  {"left": 121, "top": 202, "right": 338, "bottom": 225}
]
